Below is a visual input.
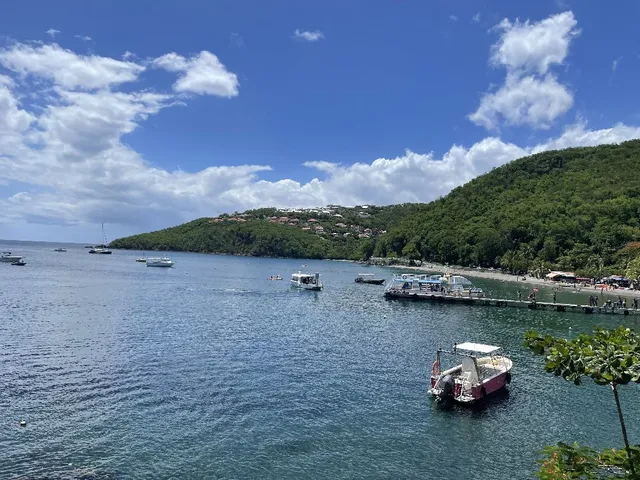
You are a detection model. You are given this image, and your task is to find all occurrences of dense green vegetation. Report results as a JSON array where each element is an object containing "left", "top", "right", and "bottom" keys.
[
  {"left": 112, "top": 140, "right": 640, "bottom": 277},
  {"left": 525, "top": 327, "right": 640, "bottom": 478},
  {"left": 375, "top": 140, "right": 640, "bottom": 277},
  {"left": 110, "top": 204, "right": 423, "bottom": 260}
]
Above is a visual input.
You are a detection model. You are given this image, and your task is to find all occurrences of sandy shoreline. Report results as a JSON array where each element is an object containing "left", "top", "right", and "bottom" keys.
[{"left": 382, "top": 262, "right": 640, "bottom": 298}]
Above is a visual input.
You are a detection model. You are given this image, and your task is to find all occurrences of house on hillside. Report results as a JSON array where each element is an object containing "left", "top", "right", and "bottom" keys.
[
  {"left": 335, "top": 222, "right": 347, "bottom": 228},
  {"left": 308, "top": 218, "right": 318, "bottom": 223}
]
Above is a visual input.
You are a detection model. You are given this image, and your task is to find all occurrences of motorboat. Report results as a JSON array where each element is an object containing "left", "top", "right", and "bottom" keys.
[
  {"left": 268, "top": 275, "right": 283, "bottom": 280},
  {"left": 136, "top": 258, "right": 147, "bottom": 263},
  {"left": 89, "top": 247, "right": 112, "bottom": 254},
  {"left": 429, "top": 342, "right": 512, "bottom": 404},
  {"left": 291, "top": 271, "right": 322, "bottom": 291},
  {"left": 54, "top": 248, "right": 67, "bottom": 252},
  {"left": 11, "top": 259, "right": 26, "bottom": 266},
  {"left": 0, "top": 252, "right": 23, "bottom": 263},
  {"left": 354, "top": 273, "right": 385, "bottom": 285},
  {"left": 146, "top": 257, "right": 174, "bottom": 267},
  {"left": 88, "top": 223, "right": 112, "bottom": 254}
]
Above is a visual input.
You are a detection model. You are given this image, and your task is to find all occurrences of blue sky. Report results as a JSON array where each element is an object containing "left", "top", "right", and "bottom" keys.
[{"left": 0, "top": 0, "right": 639, "bottom": 242}]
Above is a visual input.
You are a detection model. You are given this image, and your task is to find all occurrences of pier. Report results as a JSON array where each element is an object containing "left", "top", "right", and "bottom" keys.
[{"left": 384, "top": 291, "right": 640, "bottom": 316}]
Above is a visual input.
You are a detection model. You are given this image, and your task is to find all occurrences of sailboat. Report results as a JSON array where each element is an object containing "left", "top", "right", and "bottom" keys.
[{"left": 89, "top": 223, "right": 112, "bottom": 254}]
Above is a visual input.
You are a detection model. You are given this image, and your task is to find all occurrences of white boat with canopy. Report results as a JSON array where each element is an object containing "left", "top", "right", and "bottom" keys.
[
  {"left": 429, "top": 342, "right": 512, "bottom": 404},
  {"left": 291, "top": 271, "right": 322, "bottom": 291},
  {"left": 146, "top": 257, "right": 174, "bottom": 267}
]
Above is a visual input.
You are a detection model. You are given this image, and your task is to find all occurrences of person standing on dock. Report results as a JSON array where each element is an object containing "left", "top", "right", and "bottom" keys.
[
  {"left": 633, "top": 298, "right": 638, "bottom": 310},
  {"left": 517, "top": 290, "right": 521, "bottom": 302},
  {"left": 588, "top": 295, "right": 593, "bottom": 306},
  {"left": 553, "top": 292, "right": 556, "bottom": 303}
]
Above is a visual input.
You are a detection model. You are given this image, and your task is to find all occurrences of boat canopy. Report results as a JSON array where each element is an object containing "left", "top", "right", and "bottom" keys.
[
  {"left": 455, "top": 342, "right": 501, "bottom": 354},
  {"left": 357, "top": 273, "right": 376, "bottom": 276}
]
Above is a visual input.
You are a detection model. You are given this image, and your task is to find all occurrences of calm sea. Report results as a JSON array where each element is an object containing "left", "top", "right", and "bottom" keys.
[{"left": 1, "top": 241, "right": 639, "bottom": 479}]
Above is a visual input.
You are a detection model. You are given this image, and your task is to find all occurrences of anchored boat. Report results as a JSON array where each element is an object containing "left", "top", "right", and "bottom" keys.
[
  {"left": 89, "top": 223, "right": 112, "bottom": 254},
  {"left": 291, "top": 271, "right": 322, "bottom": 291},
  {"left": 146, "top": 257, "right": 174, "bottom": 267},
  {"left": 354, "top": 273, "right": 385, "bottom": 285},
  {"left": 0, "top": 252, "right": 23, "bottom": 263},
  {"left": 429, "top": 342, "right": 512, "bottom": 404}
]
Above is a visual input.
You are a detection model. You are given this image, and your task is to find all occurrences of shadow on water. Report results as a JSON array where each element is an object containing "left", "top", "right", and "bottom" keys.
[{"left": 430, "top": 388, "right": 512, "bottom": 417}]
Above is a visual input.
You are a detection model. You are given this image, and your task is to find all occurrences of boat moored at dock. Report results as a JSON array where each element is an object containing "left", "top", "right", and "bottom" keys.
[
  {"left": 429, "top": 342, "right": 512, "bottom": 404},
  {"left": 291, "top": 271, "right": 322, "bottom": 291}
]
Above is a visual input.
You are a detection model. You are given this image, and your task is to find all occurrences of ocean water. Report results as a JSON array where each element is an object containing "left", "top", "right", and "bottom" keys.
[{"left": 1, "top": 241, "right": 639, "bottom": 479}]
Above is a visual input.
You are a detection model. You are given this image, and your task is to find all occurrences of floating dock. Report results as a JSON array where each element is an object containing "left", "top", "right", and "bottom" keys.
[{"left": 384, "top": 291, "right": 640, "bottom": 316}]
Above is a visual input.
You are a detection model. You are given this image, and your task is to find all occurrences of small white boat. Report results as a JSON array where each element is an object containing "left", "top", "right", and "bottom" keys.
[
  {"left": 54, "top": 248, "right": 67, "bottom": 252},
  {"left": 429, "top": 342, "right": 512, "bottom": 404},
  {"left": 136, "top": 258, "right": 147, "bottom": 263},
  {"left": 146, "top": 257, "right": 174, "bottom": 267},
  {"left": 291, "top": 271, "right": 322, "bottom": 291},
  {"left": 0, "top": 252, "right": 23, "bottom": 263}
]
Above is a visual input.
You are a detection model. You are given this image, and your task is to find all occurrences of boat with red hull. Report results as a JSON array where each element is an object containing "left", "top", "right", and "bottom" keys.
[{"left": 429, "top": 342, "right": 512, "bottom": 404}]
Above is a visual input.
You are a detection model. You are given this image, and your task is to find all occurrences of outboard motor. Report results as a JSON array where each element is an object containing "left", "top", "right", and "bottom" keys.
[{"left": 438, "top": 374, "right": 455, "bottom": 400}]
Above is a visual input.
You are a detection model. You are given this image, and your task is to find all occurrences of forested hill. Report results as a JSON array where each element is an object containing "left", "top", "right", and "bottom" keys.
[
  {"left": 374, "top": 140, "right": 640, "bottom": 277},
  {"left": 109, "top": 203, "right": 425, "bottom": 260},
  {"left": 112, "top": 140, "right": 640, "bottom": 276}
]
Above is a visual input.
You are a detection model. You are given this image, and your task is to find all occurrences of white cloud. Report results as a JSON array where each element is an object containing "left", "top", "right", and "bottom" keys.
[
  {"left": 0, "top": 75, "right": 35, "bottom": 150},
  {"left": 293, "top": 29, "right": 324, "bottom": 42},
  {"left": 471, "top": 11, "right": 579, "bottom": 131},
  {"left": 75, "top": 35, "right": 92, "bottom": 42},
  {"left": 490, "top": 11, "right": 579, "bottom": 75},
  {"left": 0, "top": 39, "right": 638, "bottom": 239},
  {"left": 469, "top": 74, "right": 573, "bottom": 130},
  {"left": 472, "top": 13, "right": 481, "bottom": 23},
  {"left": 0, "top": 43, "right": 145, "bottom": 90},
  {"left": 8, "top": 192, "right": 32, "bottom": 203},
  {"left": 152, "top": 51, "right": 239, "bottom": 97},
  {"left": 531, "top": 121, "right": 640, "bottom": 153},
  {"left": 46, "top": 28, "right": 60, "bottom": 38},
  {"left": 612, "top": 56, "right": 622, "bottom": 71},
  {"left": 449, "top": 15, "right": 459, "bottom": 22},
  {"left": 230, "top": 33, "right": 244, "bottom": 48}
]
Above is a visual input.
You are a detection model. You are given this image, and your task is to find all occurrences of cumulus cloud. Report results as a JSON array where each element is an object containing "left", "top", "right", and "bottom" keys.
[
  {"left": 0, "top": 39, "right": 638, "bottom": 237},
  {"left": 490, "top": 11, "right": 579, "bottom": 75},
  {"left": 449, "top": 15, "right": 459, "bottom": 22},
  {"left": 0, "top": 43, "right": 145, "bottom": 89},
  {"left": 75, "top": 35, "right": 92, "bottom": 42},
  {"left": 469, "top": 74, "right": 573, "bottom": 130},
  {"left": 46, "top": 28, "right": 60, "bottom": 38},
  {"left": 151, "top": 51, "right": 239, "bottom": 97},
  {"left": 293, "top": 29, "right": 324, "bottom": 42},
  {"left": 472, "top": 13, "right": 481, "bottom": 23},
  {"left": 470, "top": 11, "right": 579, "bottom": 131}
]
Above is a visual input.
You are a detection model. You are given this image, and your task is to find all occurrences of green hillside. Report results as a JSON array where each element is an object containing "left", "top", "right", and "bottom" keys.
[
  {"left": 375, "top": 140, "right": 640, "bottom": 277},
  {"left": 112, "top": 140, "right": 640, "bottom": 276},
  {"left": 110, "top": 204, "right": 423, "bottom": 260}
]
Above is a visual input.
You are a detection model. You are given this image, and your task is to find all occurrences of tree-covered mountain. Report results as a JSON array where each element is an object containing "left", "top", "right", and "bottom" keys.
[
  {"left": 110, "top": 204, "right": 423, "bottom": 260},
  {"left": 374, "top": 140, "right": 640, "bottom": 277},
  {"left": 111, "top": 140, "right": 640, "bottom": 277}
]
